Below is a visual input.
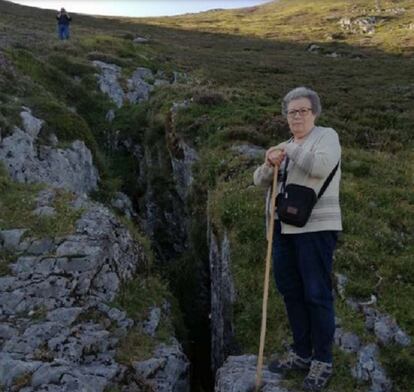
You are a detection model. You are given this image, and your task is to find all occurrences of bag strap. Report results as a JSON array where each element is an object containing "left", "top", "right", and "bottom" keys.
[
  {"left": 281, "top": 157, "right": 340, "bottom": 200},
  {"left": 317, "top": 161, "right": 340, "bottom": 199},
  {"left": 280, "top": 156, "right": 289, "bottom": 194}
]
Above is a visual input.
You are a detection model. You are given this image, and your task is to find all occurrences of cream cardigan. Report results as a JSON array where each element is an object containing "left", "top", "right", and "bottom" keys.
[{"left": 253, "top": 126, "right": 342, "bottom": 234}]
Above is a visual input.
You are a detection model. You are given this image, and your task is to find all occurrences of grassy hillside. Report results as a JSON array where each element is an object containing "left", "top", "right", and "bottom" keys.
[
  {"left": 0, "top": 0, "right": 413, "bottom": 390},
  {"left": 147, "top": 0, "right": 414, "bottom": 54}
]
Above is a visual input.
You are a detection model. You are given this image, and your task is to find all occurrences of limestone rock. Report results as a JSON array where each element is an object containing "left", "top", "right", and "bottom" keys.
[
  {"left": 93, "top": 61, "right": 125, "bottom": 108},
  {"left": 215, "top": 355, "right": 293, "bottom": 392},
  {"left": 231, "top": 144, "right": 265, "bottom": 160},
  {"left": 0, "top": 354, "right": 42, "bottom": 388},
  {"left": 0, "top": 128, "right": 99, "bottom": 194},
  {"left": 335, "top": 328, "right": 361, "bottom": 353},
  {"left": 0, "top": 200, "right": 170, "bottom": 391},
  {"left": 126, "top": 67, "right": 154, "bottom": 104},
  {"left": 210, "top": 229, "right": 237, "bottom": 372},
  {"left": 352, "top": 344, "right": 392, "bottom": 392},
  {"left": 0, "top": 229, "right": 27, "bottom": 251},
  {"left": 170, "top": 140, "right": 198, "bottom": 201},
  {"left": 143, "top": 307, "right": 161, "bottom": 337},
  {"left": 133, "top": 36, "right": 149, "bottom": 43},
  {"left": 132, "top": 339, "right": 190, "bottom": 392},
  {"left": 20, "top": 109, "right": 44, "bottom": 139},
  {"left": 111, "top": 191, "right": 137, "bottom": 219},
  {"left": 363, "top": 307, "right": 411, "bottom": 346}
]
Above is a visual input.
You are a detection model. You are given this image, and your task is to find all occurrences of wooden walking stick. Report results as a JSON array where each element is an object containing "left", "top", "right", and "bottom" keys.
[{"left": 255, "top": 165, "right": 279, "bottom": 391}]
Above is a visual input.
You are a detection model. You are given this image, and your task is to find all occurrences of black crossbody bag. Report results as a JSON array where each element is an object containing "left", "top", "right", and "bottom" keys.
[{"left": 276, "top": 157, "right": 339, "bottom": 227}]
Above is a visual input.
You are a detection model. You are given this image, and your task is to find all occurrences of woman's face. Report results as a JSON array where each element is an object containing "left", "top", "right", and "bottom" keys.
[{"left": 286, "top": 97, "right": 316, "bottom": 139}]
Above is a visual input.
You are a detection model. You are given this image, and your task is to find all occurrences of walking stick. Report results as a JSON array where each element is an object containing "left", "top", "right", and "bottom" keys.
[{"left": 255, "top": 164, "right": 279, "bottom": 391}]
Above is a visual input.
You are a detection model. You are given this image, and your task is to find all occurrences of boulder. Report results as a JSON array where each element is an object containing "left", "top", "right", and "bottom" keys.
[
  {"left": 215, "top": 355, "right": 293, "bottom": 392},
  {"left": 352, "top": 344, "right": 392, "bottom": 392},
  {"left": 0, "top": 128, "right": 99, "bottom": 194},
  {"left": 132, "top": 339, "right": 190, "bottom": 392},
  {"left": 93, "top": 60, "right": 125, "bottom": 108}
]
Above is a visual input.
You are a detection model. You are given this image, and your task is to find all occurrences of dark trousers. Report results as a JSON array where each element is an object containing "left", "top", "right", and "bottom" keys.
[
  {"left": 58, "top": 24, "right": 70, "bottom": 40},
  {"left": 272, "top": 221, "right": 337, "bottom": 363}
]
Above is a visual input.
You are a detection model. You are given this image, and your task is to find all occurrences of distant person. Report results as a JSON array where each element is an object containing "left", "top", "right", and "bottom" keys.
[
  {"left": 254, "top": 87, "right": 342, "bottom": 391},
  {"left": 56, "top": 7, "right": 72, "bottom": 40}
]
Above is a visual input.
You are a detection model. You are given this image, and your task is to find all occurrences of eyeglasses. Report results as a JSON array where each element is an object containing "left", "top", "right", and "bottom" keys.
[{"left": 287, "top": 108, "right": 313, "bottom": 118}]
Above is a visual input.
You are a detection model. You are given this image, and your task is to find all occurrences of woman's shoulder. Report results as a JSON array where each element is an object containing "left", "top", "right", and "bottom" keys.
[
  {"left": 314, "top": 126, "right": 338, "bottom": 135},
  {"left": 313, "top": 126, "right": 340, "bottom": 141}
]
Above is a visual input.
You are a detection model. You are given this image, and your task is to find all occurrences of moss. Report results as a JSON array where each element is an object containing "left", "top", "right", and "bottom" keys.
[
  {"left": 113, "top": 275, "right": 170, "bottom": 322},
  {"left": 0, "top": 251, "right": 14, "bottom": 277},
  {"left": 0, "top": 101, "right": 21, "bottom": 137},
  {"left": 77, "top": 309, "right": 114, "bottom": 329},
  {"left": 86, "top": 51, "right": 131, "bottom": 68},
  {"left": 117, "top": 215, "right": 154, "bottom": 270},
  {"left": 48, "top": 54, "right": 96, "bottom": 77},
  {"left": 0, "top": 176, "right": 82, "bottom": 239},
  {"left": 30, "top": 189, "right": 84, "bottom": 239},
  {"left": 9, "top": 49, "right": 75, "bottom": 100},
  {"left": 115, "top": 326, "right": 159, "bottom": 364},
  {"left": 0, "top": 163, "right": 10, "bottom": 193},
  {"left": 29, "top": 96, "right": 97, "bottom": 150},
  {"left": 112, "top": 103, "right": 149, "bottom": 141},
  {"left": 8, "top": 48, "right": 111, "bottom": 152},
  {"left": 29, "top": 306, "right": 48, "bottom": 321},
  {"left": 12, "top": 373, "right": 31, "bottom": 389},
  {"left": 113, "top": 274, "right": 185, "bottom": 362},
  {"left": 381, "top": 345, "right": 414, "bottom": 392}
]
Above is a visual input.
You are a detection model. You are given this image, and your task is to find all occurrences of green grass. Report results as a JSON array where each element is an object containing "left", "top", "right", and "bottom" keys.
[
  {"left": 112, "top": 275, "right": 184, "bottom": 363},
  {"left": 0, "top": 251, "right": 14, "bottom": 277},
  {"left": 148, "top": 0, "right": 414, "bottom": 55},
  {"left": 0, "top": 164, "right": 83, "bottom": 239}
]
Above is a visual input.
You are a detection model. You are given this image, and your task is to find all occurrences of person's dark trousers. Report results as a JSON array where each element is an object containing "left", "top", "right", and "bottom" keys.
[
  {"left": 58, "top": 24, "right": 70, "bottom": 40},
  {"left": 272, "top": 220, "right": 337, "bottom": 363}
]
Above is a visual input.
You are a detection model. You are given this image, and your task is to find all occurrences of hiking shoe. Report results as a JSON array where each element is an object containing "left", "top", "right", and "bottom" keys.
[
  {"left": 268, "top": 350, "right": 311, "bottom": 373},
  {"left": 303, "top": 360, "right": 333, "bottom": 391}
]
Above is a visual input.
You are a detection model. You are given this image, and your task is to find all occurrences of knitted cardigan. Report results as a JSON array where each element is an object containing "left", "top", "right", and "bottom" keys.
[{"left": 253, "top": 126, "right": 342, "bottom": 234}]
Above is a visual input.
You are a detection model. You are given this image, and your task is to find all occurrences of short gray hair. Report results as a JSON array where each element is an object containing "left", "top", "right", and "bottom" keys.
[{"left": 281, "top": 87, "right": 322, "bottom": 118}]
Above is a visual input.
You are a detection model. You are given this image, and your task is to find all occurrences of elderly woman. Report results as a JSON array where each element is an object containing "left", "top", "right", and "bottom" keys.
[{"left": 253, "top": 87, "right": 341, "bottom": 391}]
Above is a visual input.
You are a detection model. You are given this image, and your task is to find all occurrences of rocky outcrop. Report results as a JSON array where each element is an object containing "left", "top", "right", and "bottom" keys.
[
  {"left": 131, "top": 339, "right": 190, "bottom": 392},
  {"left": 168, "top": 101, "right": 198, "bottom": 201},
  {"left": 363, "top": 307, "right": 411, "bottom": 347},
  {"left": 133, "top": 36, "right": 150, "bottom": 44},
  {"left": 0, "top": 190, "right": 190, "bottom": 391},
  {"left": 135, "top": 142, "right": 188, "bottom": 262},
  {"left": 209, "top": 229, "right": 236, "bottom": 373},
  {"left": 334, "top": 273, "right": 410, "bottom": 391},
  {"left": 231, "top": 144, "right": 265, "bottom": 160},
  {"left": 0, "top": 109, "right": 99, "bottom": 195},
  {"left": 126, "top": 67, "right": 155, "bottom": 104},
  {"left": 339, "top": 16, "right": 377, "bottom": 34},
  {"left": 170, "top": 140, "right": 198, "bottom": 201},
  {"left": 215, "top": 355, "right": 293, "bottom": 392},
  {"left": 0, "top": 196, "right": 140, "bottom": 390},
  {"left": 334, "top": 326, "right": 361, "bottom": 354},
  {"left": 111, "top": 191, "right": 137, "bottom": 220},
  {"left": 352, "top": 344, "right": 392, "bottom": 392},
  {"left": 93, "top": 61, "right": 125, "bottom": 108},
  {"left": 93, "top": 61, "right": 173, "bottom": 109},
  {"left": 127, "top": 101, "right": 198, "bottom": 262}
]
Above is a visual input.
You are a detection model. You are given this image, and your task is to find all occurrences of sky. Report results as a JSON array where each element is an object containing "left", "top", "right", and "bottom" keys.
[{"left": 9, "top": 1, "right": 272, "bottom": 17}]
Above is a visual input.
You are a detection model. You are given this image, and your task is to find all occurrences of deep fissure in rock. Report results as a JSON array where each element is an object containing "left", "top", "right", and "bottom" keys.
[{"left": 118, "top": 131, "right": 214, "bottom": 391}]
